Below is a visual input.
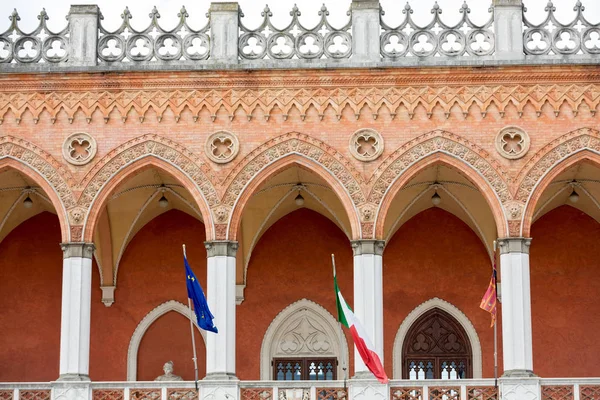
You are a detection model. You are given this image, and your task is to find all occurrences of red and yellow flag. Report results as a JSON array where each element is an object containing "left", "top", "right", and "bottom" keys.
[{"left": 480, "top": 254, "right": 497, "bottom": 327}]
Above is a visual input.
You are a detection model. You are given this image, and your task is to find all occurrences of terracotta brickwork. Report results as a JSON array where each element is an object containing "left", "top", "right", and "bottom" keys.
[{"left": 0, "top": 66, "right": 597, "bottom": 245}]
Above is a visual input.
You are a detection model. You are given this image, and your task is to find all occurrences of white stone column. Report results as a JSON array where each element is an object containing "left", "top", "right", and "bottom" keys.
[
  {"left": 67, "top": 5, "right": 100, "bottom": 67},
  {"left": 351, "top": 240, "right": 385, "bottom": 376},
  {"left": 58, "top": 243, "right": 95, "bottom": 381},
  {"left": 498, "top": 238, "right": 534, "bottom": 377},
  {"left": 351, "top": 0, "right": 381, "bottom": 63},
  {"left": 209, "top": 3, "right": 240, "bottom": 63},
  {"left": 492, "top": 0, "right": 525, "bottom": 60},
  {"left": 204, "top": 241, "right": 238, "bottom": 380}
]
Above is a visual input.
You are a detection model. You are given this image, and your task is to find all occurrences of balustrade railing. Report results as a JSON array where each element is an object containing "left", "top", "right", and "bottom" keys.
[
  {"left": 523, "top": 1, "right": 600, "bottom": 56},
  {"left": 0, "top": 1, "right": 598, "bottom": 71}
]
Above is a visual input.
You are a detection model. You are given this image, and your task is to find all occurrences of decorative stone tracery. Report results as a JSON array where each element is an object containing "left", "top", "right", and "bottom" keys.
[
  {"left": 205, "top": 131, "right": 239, "bottom": 164},
  {"left": 495, "top": 126, "right": 530, "bottom": 160},
  {"left": 62, "top": 132, "right": 97, "bottom": 166},
  {"left": 349, "top": 128, "right": 384, "bottom": 162},
  {"left": 259, "top": 299, "right": 349, "bottom": 381}
]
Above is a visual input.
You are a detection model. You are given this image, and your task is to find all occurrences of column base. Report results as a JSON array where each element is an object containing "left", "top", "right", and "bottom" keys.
[
  {"left": 203, "top": 372, "right": 239, "bottom": 381},
  {"left": 56, "top": 374, "right": 91, "bottom": 382},
  {"left": 52, "top": 380, "right": 91, "bottom": 400},
  {"left": 502, "top": 369, "right": 536, "bottom": 377},
  {"left": 349, "top": 378, "right": 388, "bottom": 400}
]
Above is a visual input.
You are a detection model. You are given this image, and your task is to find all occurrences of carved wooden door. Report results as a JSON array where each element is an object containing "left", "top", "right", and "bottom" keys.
[{"left": 402, "top": 308, "right": 472, "bottom": 380}]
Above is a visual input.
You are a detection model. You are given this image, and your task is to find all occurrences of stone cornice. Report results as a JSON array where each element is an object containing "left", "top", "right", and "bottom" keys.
[{"left": 0, "top": 66, "right": 599, "bottom": 92}]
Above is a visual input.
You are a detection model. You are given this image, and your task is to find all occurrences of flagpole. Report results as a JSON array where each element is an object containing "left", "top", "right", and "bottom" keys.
[
  {"left": 183, "top": 244, "right": 200, "bottom": 393},
  {"left": 493, "top": 241, "right": 498, "bottom": 389},
  {"left": 331, "top": 254, "right": 347, "bottom": 389}
]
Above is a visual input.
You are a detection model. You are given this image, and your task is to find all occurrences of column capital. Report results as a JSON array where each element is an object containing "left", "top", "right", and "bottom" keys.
[
  {"left": 60, "top": 243, "right": 95, "bottom": 259},
  {"left": 351, "top": 240, "right": 385, "bottom": 256},
  {"left": 497, "top": 238, "right": 532, "bottom": 255},
  {"left": 209, "top": 2, "right": 240, "bottom": 13},
  {"left": 205, "top": 241, "right": 238, "bottom": 257}
]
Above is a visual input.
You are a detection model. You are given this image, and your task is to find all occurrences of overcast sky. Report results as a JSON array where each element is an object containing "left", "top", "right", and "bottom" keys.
[{"left": 0, "top": 0, "right": 598, "bottom": 34}]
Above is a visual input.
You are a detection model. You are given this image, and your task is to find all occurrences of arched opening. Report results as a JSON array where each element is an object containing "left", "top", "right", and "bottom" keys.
[
  {"left": 401, "top": 308, "right": 473, "bottom": 380},
  {"left": 0, "top": 167, "right": 64, "bottom": 381},
  {"left": 379, "top": 160, "right": 499, "bottom": 379},
  {"left": 259, "top": 299, "right": 349, "bottom": 381},
  {"left": 525, "top": 157, "right": 600, "bottom": 377}
]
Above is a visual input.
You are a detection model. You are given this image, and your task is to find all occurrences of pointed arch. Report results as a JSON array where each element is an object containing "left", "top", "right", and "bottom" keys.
[
  {"left": 223, "top": 133, "right": 365, "bottom": 240},
  {"left": 372, "top": 134, "right": 509, "bottom": 239},
  {"left": 81, "top": 135, "right": 216, "bottom": 242},
  {"left": 392, "top": 298, "right": 482, "bottom": 379},
  {"left": 127, "top": 300, "right": 207, "bottom": 381},
  {"left": 0, "top": 140, "right": 73, "bottom": 242},
  {"left": 259, "top": 298, "right": 350, "bottom": 381},
  {"left": 516, "top": 128, "right": 600, "bottom": 237}
]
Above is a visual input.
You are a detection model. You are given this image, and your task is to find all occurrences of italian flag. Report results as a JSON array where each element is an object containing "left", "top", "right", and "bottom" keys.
[{"left": 334, "top": 265, "right": 389, "bottom": 384}]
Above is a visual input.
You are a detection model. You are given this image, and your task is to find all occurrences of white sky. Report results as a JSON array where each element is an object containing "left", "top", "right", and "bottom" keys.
[{"left": 0, "top": 0, "right": 598, "bottom": 34}]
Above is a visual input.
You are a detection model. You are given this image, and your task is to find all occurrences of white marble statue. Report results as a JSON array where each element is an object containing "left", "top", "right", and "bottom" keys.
[{"left": 154, "top": 361, "right": 183, "bottom": 381}]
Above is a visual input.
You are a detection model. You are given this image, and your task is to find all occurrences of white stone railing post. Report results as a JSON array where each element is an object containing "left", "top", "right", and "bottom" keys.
[
  {"left": 351, "top": 0, "right": 381, "bottom": 63},
  {"left": 67, "top": 5, "right": 100, "bottom": 66},
  {"left": 209, "top": 2, "right": 240, "bottom": 63},
  {"left": 492, "top": 0, "right": 525, "bottom": 60}
]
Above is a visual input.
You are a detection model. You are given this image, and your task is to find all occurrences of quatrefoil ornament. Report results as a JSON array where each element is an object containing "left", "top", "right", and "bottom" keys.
[
  {"left": 62, "top": 133, "right": 97, "bottom": 166},
  {"left": 349, "top": 129, "right": 384, "bottom": 162},
  {"left": 495, "top": 126, "right": 530, "bottom": 160},
  {"left": 205, "top": 131, "right": 239, "bottom": 164}
]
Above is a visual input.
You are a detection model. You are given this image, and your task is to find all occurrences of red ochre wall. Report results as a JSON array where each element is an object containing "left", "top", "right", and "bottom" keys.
[
  {"left": 237, "top": 209, "right": 355, "bottom": 381},
  {"left": 530, "top": 205, "right": 600, "bottom": 378},
  {"left": 383, "top": 207, "right": 501, "bottom": 378},
  {"left": 90, "top": 209, "right": 207, "bottom": 381},
  {"left": 0, "top": 212, "right": 62, "bottom": 382}
]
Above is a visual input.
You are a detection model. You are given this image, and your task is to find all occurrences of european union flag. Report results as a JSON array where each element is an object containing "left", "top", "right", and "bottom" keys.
[{"left": 184, "top": 255, "right": 218, "bottom": 333}]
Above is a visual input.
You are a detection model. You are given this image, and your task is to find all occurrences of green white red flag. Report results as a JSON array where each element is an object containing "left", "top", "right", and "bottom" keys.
[{"left": 333, "top": 260, "right": 389, "bottom": 384}]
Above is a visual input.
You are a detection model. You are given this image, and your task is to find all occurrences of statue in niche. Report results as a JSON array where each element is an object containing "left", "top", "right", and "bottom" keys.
[{"left": 154, "top": 361, "right": 183, "bottom": 381}]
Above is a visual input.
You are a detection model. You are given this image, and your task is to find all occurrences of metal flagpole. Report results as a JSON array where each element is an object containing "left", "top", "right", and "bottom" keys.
[
  {"left": 183, "top": 244, "right": 200, "bottom": 393},
  {"left": 331, "top": 254, "right": 347, "bottom": 391},
  {"left": 493, "top": 240, "right": 498, "bottom": 389}
]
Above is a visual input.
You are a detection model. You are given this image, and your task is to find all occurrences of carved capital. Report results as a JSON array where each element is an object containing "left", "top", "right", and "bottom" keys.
[
  {"left": 351, "top": 240, "right": 385, "bottom": 256},
  {"left": 497, "top": 238, "right": 532, "bottom": 255},
  {"left": 61, "top": 242, "right": 95, "bottom": 259},
  {"left": 204, "top": 241, "right": 238, "bottom": 257}
]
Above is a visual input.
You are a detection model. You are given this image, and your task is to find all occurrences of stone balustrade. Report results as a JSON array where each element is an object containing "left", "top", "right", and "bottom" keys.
[{"left": 0, "top": 0, "right": 598, "bottom": 72}]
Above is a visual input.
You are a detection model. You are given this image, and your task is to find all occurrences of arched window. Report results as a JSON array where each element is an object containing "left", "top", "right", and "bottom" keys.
[
  {"left": 260, "top": 299, "right": 349, "bottom": 381},
  {"left": 402, "top": 308, "right": 473, "bottom": 380}
]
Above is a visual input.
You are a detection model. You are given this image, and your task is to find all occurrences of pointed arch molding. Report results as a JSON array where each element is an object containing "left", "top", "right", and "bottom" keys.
[
  {"left": 222, "top": 132, "right": 365, "bottom": 240},
  {"left": 0, "top": 136, "right": 74, "bottom": 241},
  {"left": 369, "top": 130, "right": 510, "bottom": 238},
  {"left": 392, "top": 298, "right": 483, "bottom": 380},
  {"left": 78, "top": 134, "right": 218, "bottom": 241},
  {"left": 126, "top": 300, "right": 207, "bottom": 381},
  {"left": 517, "top": 127, "right": 600, "bottom": 236},
  {"left": 259, "top": 298, "right": 350, "bottom": 381}
]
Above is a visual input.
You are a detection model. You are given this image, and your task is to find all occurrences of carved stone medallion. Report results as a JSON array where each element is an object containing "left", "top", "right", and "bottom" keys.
[
  {"left": 349, "top": 128, "right": 384, "bottom": 162},
  {"left": 205, "top": 131, "right": 239, "bottom": 164},
  {"left": 62, "top": 132, "right": 97, "bottom": 166},
  {"left": 495, "top": 126, "right": 530, "bottom": 160}
]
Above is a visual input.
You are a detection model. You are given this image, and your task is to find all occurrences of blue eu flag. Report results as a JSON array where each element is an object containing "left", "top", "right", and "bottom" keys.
[{"left": 184, "top": 255, "right": 218, "bottom": 333}]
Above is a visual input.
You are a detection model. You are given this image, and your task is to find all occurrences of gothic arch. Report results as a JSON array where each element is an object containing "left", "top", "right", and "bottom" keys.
[
  {"left": 370, "top": 131, "right": 509, "bottom": 239},
  {"left": 259, "top": 298, "right": 350, "bottom": 381},
  {"left": 0, "top": 136, "right": 74, "bottom": 241},
  {"left": 127, "top": 300, "right": 207, "bottom": 381},
  {"left": 223, "top": 133, "right": 365, "bottom": 240},
  {"left": 392, "top": 298, "right": 482, "bottom": 379},
  {"left": 80, "top": 135, "right": 217, "bottom": 242},
  {"left": 516, "top": 128, "right": 600, "bottom": 236}
]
